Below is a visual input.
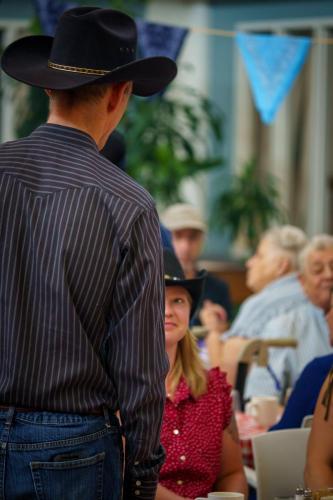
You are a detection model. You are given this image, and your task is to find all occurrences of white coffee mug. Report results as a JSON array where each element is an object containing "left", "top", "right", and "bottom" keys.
[
  {"left": 195, "top": 493, "right": 245, "bottom": 500},
  {"left": 231, "top": 389, "right": 241, "bottom": 413},
  {"left": 245, "top": 396, "right": 279, "bottom": 427}
]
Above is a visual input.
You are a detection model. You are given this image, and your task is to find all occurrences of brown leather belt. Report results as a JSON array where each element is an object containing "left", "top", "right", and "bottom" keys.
[{"left": 0, "top": 405, "right": 104, "bottom": 416}]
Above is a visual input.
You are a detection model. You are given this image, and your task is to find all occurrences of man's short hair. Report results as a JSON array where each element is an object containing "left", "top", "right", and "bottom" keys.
[
  {"left": 161, "top": 203, "right": 207, "bottom": 233},
  {"left": 299, "top": 234, "right": 333, "bottom": 273},
  {"left": 50, "top": 83, "right": 111, "bottom": 107},
  {"left": 263, "top": 225, "right": 308, "bottom": 271}
]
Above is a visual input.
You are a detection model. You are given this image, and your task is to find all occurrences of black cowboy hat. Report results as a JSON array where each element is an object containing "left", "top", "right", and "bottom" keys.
[
  {"left": 1, "top": 7, "right": 177, "bottom": 96},
  {"left": 164, "top": 248, "right": 206, "bottom": 318}
]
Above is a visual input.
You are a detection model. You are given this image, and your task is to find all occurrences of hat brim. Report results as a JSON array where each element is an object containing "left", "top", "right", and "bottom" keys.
[
  {"left": 165, "top": 270, "right": 207, "bottom": 318},
  {"left": 164, "top": 220, "right": 207, "bottom": 233},
  {"left": 1, "top": 35, "right": 177, "bottom": 96}
]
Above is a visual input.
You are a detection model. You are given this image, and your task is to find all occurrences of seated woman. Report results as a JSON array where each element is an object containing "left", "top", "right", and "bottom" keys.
[
  {"left": 305, "top": 366, "right": 333, "bottom": 489},
  {"left": 157, "top": 249, "right": 248, "bottom": 500}
]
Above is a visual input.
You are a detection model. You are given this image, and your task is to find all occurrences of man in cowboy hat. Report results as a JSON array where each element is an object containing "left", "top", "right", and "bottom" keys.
[{"left": 0, "top": 6, "right": 176, "bottom": 499}]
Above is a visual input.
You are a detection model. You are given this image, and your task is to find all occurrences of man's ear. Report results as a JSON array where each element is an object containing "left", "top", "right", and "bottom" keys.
[{"left": 107, "top": 82, "right": 131, "bottom": 111}]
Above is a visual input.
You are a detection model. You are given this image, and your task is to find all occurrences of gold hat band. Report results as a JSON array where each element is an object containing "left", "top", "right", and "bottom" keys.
[{"left": 48, "top": 60, "right": 110, "bottom": 76}]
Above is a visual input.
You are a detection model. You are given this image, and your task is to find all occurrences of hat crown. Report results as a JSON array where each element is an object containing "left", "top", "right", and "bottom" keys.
[
  {"left": 163, "top": 249, "right": 207, "bottom": 318},
  {"left": 50, "top": 7, "right": 137, "bottom": 71},
  {"left": 164, "top": 249, "right": 186, "bottom": 281},
  {"left": 1, "top": 5, "right": 177, "bottom": 95}
]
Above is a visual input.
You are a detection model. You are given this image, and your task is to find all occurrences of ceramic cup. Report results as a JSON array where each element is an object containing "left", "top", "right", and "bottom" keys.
[
  {"left": 245, "top": 395, "right": 279, "bottom": 427},
  {"left": 231, "top": 389, "right": 241, "bottom": 413},
  {"left": 195, "top": 493, "right": 245, "bottom": 500}
]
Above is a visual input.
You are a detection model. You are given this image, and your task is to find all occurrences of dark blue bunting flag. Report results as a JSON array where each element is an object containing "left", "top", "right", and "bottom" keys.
[
  {"left": 136, "top": 18, "right": 188, "bottom": 61},
  {"left": 33, "top": 0, "right": 77, "bottom": 36}
]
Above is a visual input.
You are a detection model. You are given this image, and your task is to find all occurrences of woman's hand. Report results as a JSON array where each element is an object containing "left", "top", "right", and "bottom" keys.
[{"left": 200, "top": 300, "right": 228, "bottom": 333}]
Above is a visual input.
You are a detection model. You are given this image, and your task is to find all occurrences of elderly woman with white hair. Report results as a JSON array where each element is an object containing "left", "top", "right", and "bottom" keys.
[
  {"left": 299, "top": 234, "right": 333, "bottom": 313},
  {"left": 201, "top": 226, "right": 333, "bottom": 399},
  {"left": 270, "top": 232, "right": 333, "bottom": 429}
]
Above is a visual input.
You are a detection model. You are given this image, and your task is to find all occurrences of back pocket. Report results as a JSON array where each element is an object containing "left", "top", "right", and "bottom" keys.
[{"left": 30, "top": 451, "right": 105, "bottom": 500}]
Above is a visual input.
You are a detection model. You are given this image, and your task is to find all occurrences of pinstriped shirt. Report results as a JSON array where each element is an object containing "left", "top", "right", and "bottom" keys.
[{"left": 0, "top": 123, "right": 168, "bottom": 498}]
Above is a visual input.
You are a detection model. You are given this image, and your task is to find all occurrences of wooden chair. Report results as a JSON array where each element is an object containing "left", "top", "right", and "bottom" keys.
[
  {"left": 263, "top": 338, "right": 298, "bottom": 349},
  {"left": 221, "top": 337, "right": 298, "bottom": 410},
  {"left": 234, "top": 339, "right": 269, "bottom": 409},
  {"left": 220, "top": 337, "right": 263, "bottom": 390}
]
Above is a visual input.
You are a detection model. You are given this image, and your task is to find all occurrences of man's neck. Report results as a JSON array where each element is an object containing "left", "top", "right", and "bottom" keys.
[
  {"left": 48, "top": 114, "right": 90, "bottom": 131},
  {"left": 47, "top": 103, "right": 110, "bottom": 150}
]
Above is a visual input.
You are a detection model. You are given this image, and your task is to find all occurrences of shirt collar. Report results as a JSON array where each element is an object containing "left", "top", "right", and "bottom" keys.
[
  {"left": 168, "top": 376, "right": 193, "bottom": 405},
  {"left": 262, "top": 272, "right": 303, "bottom": 293},
  {"left": 30, "top": 124, "right": 99, "bottom": 152}
]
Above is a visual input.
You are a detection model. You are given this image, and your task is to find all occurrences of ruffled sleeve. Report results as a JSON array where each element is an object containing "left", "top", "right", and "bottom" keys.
[{"left": 207, "top": 367, "right": 233, "bottom": 430}]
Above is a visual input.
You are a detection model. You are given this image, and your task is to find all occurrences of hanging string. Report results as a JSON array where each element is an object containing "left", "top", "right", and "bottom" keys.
[
  {"left": 190, "top": 26, "right": 235, "bottom": 38},
  {"left": 313, "top": 36, "right": 333, "bottom": 45},
  {"left": 187, "top": 24, "right": 333, "bottom": 45}
]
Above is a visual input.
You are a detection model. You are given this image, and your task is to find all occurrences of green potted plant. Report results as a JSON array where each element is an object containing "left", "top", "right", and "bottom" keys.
[
  {"left": 119, "top": 83, "right": 223, "bottom": 204},
  {"left": 213, "top": 159, "right": 287, "bottom": 253}
]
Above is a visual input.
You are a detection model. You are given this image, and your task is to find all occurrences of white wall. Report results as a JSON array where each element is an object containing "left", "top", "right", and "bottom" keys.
[{"left": 146, "top": 0, "right": 211, "bottom": 217}]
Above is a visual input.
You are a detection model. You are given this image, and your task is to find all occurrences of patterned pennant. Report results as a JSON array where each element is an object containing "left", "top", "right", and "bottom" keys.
[
  {"left": 136, "top": 18, "right": 188, "bottom": 61},
  {"left": 236, "top": 32, "right": 311, "bottom": 124}
]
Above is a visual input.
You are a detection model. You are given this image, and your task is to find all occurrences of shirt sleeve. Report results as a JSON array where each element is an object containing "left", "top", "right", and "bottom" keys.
[
  {"left": 221, "top": 299, "right": 253, "bottom": 340},
  {"left": 270, "top": 357, "right": 333, "bottom": 431},
  {"left": 270, "top": 360, "right": 316, "bottom": 430},
  {"left": 209, "top": 368, "right": 233, "bottom": 430},
  {"left": 221, "top": 372, "right": 233, "bottom": 430},
  {"left": 244, "top": 313, "right": 299, "bottom": 399},
  {"left": 107, "top": 206, "right": 169, "bottom": 500}
]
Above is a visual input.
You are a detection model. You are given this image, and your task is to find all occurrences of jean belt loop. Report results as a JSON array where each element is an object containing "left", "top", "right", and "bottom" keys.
[
  {"left": 103, "top": 406, "right": 111, "bottom": 429},
  {"left": 0, "top": 407, "right": 15, "bottom": 452}
]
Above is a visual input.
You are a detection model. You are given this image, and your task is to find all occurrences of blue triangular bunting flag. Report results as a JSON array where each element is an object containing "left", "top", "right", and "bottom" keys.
[
  {"left": 33, "top": 0, "right": 76, "bottom": 36},
  {"left": 136, "top": 19, "right": 188, "bottom": 61},
  {"left": 236, "top": 32, "right": 311, "bottom": 124}
]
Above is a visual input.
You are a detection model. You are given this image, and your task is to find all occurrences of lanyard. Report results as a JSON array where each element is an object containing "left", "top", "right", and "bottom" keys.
[{"left": 266, "top": 364, "right": 282, "bottom": 392}]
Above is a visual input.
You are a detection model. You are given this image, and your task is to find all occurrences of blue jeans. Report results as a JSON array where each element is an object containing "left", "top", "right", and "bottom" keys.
[{"left": 0, "top": 407, "right": 123, "bottom": 499}]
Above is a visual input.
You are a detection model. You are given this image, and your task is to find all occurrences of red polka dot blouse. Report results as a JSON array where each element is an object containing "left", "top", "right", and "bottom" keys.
[{"left": 159, "top": 367, "right": 232, "bottom": 498}]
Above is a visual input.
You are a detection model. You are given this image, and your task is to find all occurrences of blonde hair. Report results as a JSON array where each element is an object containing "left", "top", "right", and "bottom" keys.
[{"left": 168, "top": 328, "right": 207, "bottom": 399}]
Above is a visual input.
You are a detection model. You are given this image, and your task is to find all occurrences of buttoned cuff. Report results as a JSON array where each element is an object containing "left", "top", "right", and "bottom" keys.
[
  {"left": 122, "top": 476, "right": 158, "bottom": 500},
  {"left": 123, "top": 442, "right": 165, "bottom": 499}
]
